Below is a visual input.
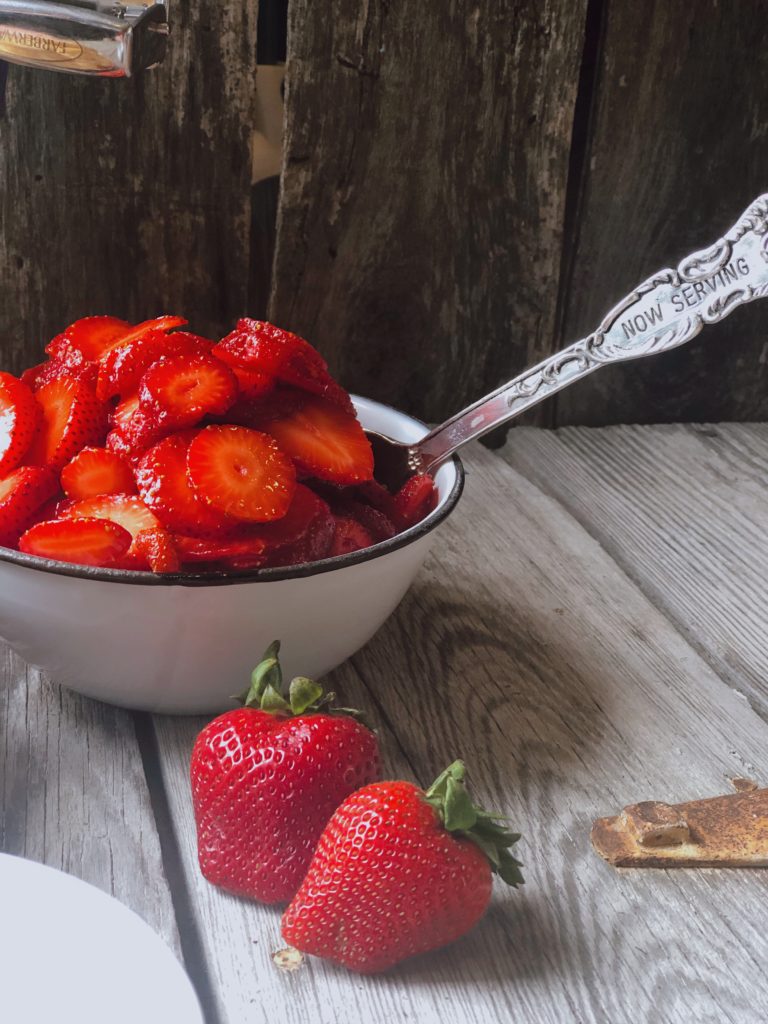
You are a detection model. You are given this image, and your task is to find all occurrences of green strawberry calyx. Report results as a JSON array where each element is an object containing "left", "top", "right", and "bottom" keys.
[
  {"left": 424, "top": 760, "right": 524, "bottom": 887},
  {"left": 236, "top": 640, "right": 368, "bottom": 723}
]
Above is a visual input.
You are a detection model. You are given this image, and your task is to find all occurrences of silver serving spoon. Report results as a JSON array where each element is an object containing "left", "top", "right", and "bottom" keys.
[{"left": 368, "top": 193, "right": 768, "bottom": 491}]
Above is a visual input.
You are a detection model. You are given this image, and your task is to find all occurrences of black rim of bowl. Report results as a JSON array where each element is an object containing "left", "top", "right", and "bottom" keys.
[{"left": 0, "top": 404, "right": 465, "bottom": 587}]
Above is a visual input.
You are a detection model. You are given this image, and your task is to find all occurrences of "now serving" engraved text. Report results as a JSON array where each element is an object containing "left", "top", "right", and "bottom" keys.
[{"left": 619, "top": 256, "right": 750, "bottom": 340}]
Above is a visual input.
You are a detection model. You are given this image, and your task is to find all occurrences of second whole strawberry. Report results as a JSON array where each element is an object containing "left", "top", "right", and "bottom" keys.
[
  {"left": 282, "top": 760, "right": 524, "bottom": 973},
  {"left": 190, "top": 642, "right": 380, "bottom": 904}
]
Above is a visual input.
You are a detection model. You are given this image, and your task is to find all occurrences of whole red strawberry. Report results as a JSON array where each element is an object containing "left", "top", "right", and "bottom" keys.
[
  {"left": 281, "top": 761, "right": 523, "bottom": 973},
  {"left": 190, "top": 642, "right": 380, "bottom": 904}
]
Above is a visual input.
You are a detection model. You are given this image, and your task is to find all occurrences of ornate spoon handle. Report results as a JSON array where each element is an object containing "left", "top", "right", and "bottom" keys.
[{"left": 417, "top": 193, "right": 768, "bottom": 471}]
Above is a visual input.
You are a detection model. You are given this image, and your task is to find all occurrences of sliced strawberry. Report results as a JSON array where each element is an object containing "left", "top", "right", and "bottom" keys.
[
  {"left": 20, "top": 362, "right": 48, "bottom": 390},
  {"left": 27, "top": 379, "right": 108, "bottom": 470},
  {"left": 347, "top": 502, "right": 396, "bottom": 542},
  {"left": 393, "top": 473, "right": 438, "bottom": 528},
  {"left": 28, "top": 495, "right": 67, "bottom": 528},
  {"left": 110, "top": 393, "right": 140, "bottom": 431},
  {"left": 97, "top": 330, "right": 212, "bottom": 401},
  {"left": 258, "top": 394, "right": 373, "bottom": 485},
  {"left": 0, "top": 466, "right": 58, "bottom": 547},
  {"left": 312, "top": 481, "right": 397, "bottom": 542},
  {"left": 250, "top": 483, "right": 328, "bottom": 545},
  {"left": 187, "top": 424, "right": 296, "bottom": 522},
  {"left": 63, "top": 493, "right": 162, "bottom": 566},
  {"left": 0, "top": 372, "right": 42, "bottom": 475},
  {"left": 134, "top": 527, "right": 180, "bottom": 573},
  {"left": 173, "top": 533, "right": 267, "bottom": 567},
  {"left": 258, "top": 513, "right": 336, "bottom": 566},
  {"left": 254, "top": 484, "right": 335, "bottom": 567},
  {"left": 212, "top": 552, "right": 270, "bottom": 571},
  {"left": 224, "top": 385, "right": 307, "bottom": 431},
  {"left": 212, "top": 319, "right": 312, "bottom": 376},
  {"left": 231, "top": 365, "right": 275, "bottom": 401},
  {"left": 60, "top": 447, "right": 137, "bottom": 499},
  {"left": 111, "top": 315, "right": 188, "bottom": 349},
  {"left": 18, "top": 516, "right": 132, "bottom": 567},
  {"left": 171, "top": 486, "right": 331, "bottom": 569},
  {"left": 106, "top": 404, "right": 165, "bottom": 461},
  {"left": 107, "top": 393, "right": 166, "bottom": 461},
  {"left": 329, "top": 516, "right": 374, "bottom": 557},
  {"left": 64, "top": 493, "right": 160, "bottom": 537},
  {"left": 136, "top": 432, "right": 239, "bottom": 537},
  {"left": 139, "top": 353, "right": 237, "bottom": 429},
  {"left": 213, "top": 319, "right": 354, "bottom": 412},
  {"left": 51, "top": 497, "right": 76, "bottom": 518},
  {"left": 354, "top": 479, "right": 400, "bottom": 519},
  {"left": 48, "top": 314, "right": 188, "bottom": 365},
  {"left": 47, "top": 316, "right": 131, "bottom": 361},
  {"left": 29, "top": 344, "right": 99, "bottom": 392},
  {"left": 105, "top": 428, "right": 144, "bottom": 467}
]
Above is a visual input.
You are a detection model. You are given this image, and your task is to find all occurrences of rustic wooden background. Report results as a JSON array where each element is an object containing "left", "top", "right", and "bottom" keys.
[{"left": 1, "top": 0, "right": 767, "bottom": 427}]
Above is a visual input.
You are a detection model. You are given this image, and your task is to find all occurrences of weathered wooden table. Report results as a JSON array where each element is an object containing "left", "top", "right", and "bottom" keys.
[{"left": 2, "top": 424, "right": 767, "bottom": 1024}]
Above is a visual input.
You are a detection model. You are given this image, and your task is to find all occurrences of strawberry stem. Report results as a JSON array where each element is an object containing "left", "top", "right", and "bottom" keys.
[
  {"left": 425, "top": 760, "right": 524, "bottom": 887},
  {"left": 236, "top": 641, "right": 370, "bottom": 725}
]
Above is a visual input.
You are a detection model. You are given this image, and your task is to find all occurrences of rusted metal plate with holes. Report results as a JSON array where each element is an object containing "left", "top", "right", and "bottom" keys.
[{"left": 592, "top": 788, "right": 768, "bottom": 868}]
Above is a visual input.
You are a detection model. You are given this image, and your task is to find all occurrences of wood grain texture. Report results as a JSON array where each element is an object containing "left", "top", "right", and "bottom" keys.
[
  {"left": 152, "top": 441, "right": 768, "bottom": 1023},
  {"left": 555, "top": 0, "right": 768, "bottom": 425},
  {"left": 0, "top": 651, "right": 180, "bottom": 953},
  {"left": 501, "top": 423, "right": 768, "bottom": 720},
  {"left": 0, "top": 1, "right": 259, "bottom": 373},
  {"left": 270, "top": 0, "right": 586, "bottom": 424}
]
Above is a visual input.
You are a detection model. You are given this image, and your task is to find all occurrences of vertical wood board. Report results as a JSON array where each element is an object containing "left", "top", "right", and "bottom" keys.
[{"left": 270, "top": 0, "right": 586, "bottom": 423}]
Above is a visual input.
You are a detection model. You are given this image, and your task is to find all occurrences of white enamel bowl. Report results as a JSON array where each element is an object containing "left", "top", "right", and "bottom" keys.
[{"left": 0, "top": 397, "right": 463, "bottom": 713}]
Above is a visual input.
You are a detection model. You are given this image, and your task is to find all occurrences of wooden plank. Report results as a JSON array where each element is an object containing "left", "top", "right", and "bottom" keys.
[
  {"left": 0, "top": 650, "right": 181, "bottom": 954},
  {"left": 500, "top": 422, "right": 768, "bottom": 717},
  {"left": 0, "top": 1, "right": 260, "bottom": 373},
  {"left": 270, "top": 0, "right": 586, "bottom": 424},
  {"left": 555, "top": 0, "right": 768, "bottom": 425},
  {"left": 153, "top": 445, "right": 768, "bottom": 1023}
]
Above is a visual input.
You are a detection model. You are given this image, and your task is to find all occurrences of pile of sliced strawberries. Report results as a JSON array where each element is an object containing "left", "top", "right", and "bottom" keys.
[{"left": 0, "top": 316, "right": 438, "bottom": 572}]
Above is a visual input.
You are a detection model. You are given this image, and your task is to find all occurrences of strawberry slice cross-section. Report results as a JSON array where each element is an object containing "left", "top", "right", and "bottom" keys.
[
  {"left": 0, "top": 466, "right": 59, "bottom": 548},
  {"left": 392, "top": 473, "right": 438, "bottom": 529},
  {"left": 213, "top": 319, "right": 354, "bottom": 412},
  {"left": 139, "top": 353, "right": 238, "bottom": 429},
  {"left": 250, "top": 483, "right": 334, "bottom": 567},
  {"left": 64, "top": 492, "right": 159, "bottom": 538},
  {"left": 18, "top": 516, "right": 133, "bottom": 567},
  {"left": 172, "top": 533, "right": 267, "bottom": 569},
  {"left": 0, "top": 372, "right": 42, "bottom": 476},
  {"left": 173, "top": 483, "right": 335, "bottom": 571},
  {"left": 27, "top": 344, "right": 99, "bottom": 393},
  {"left": 47, "top": 316, "right": 132, "bottom": 362},
  {"left": 134, "top": 527, "right": 180, "bottom": 573},
  {"left": 329, "top": 516, "right": 374, "bottom": 557},
  {"left": 61, "top": 447, "right": 137, "bottom": 500},
  {"left": 97, "top": 329, "right": 212, "bottom": 401},
  {"left": 51, "top": 315, "right": 188, "bottom": 363},
  {"left": 187, "top": 424, "right": 296, "bottom": 523},
  {"left": 257, "top": 394, "right": 374, "bottom": 485},
  {"left": 135, "top": 431, "right": 239, "bottom": 537},
  {"left": 27, "top": 378, "right": 108, "bottom": 471}
]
